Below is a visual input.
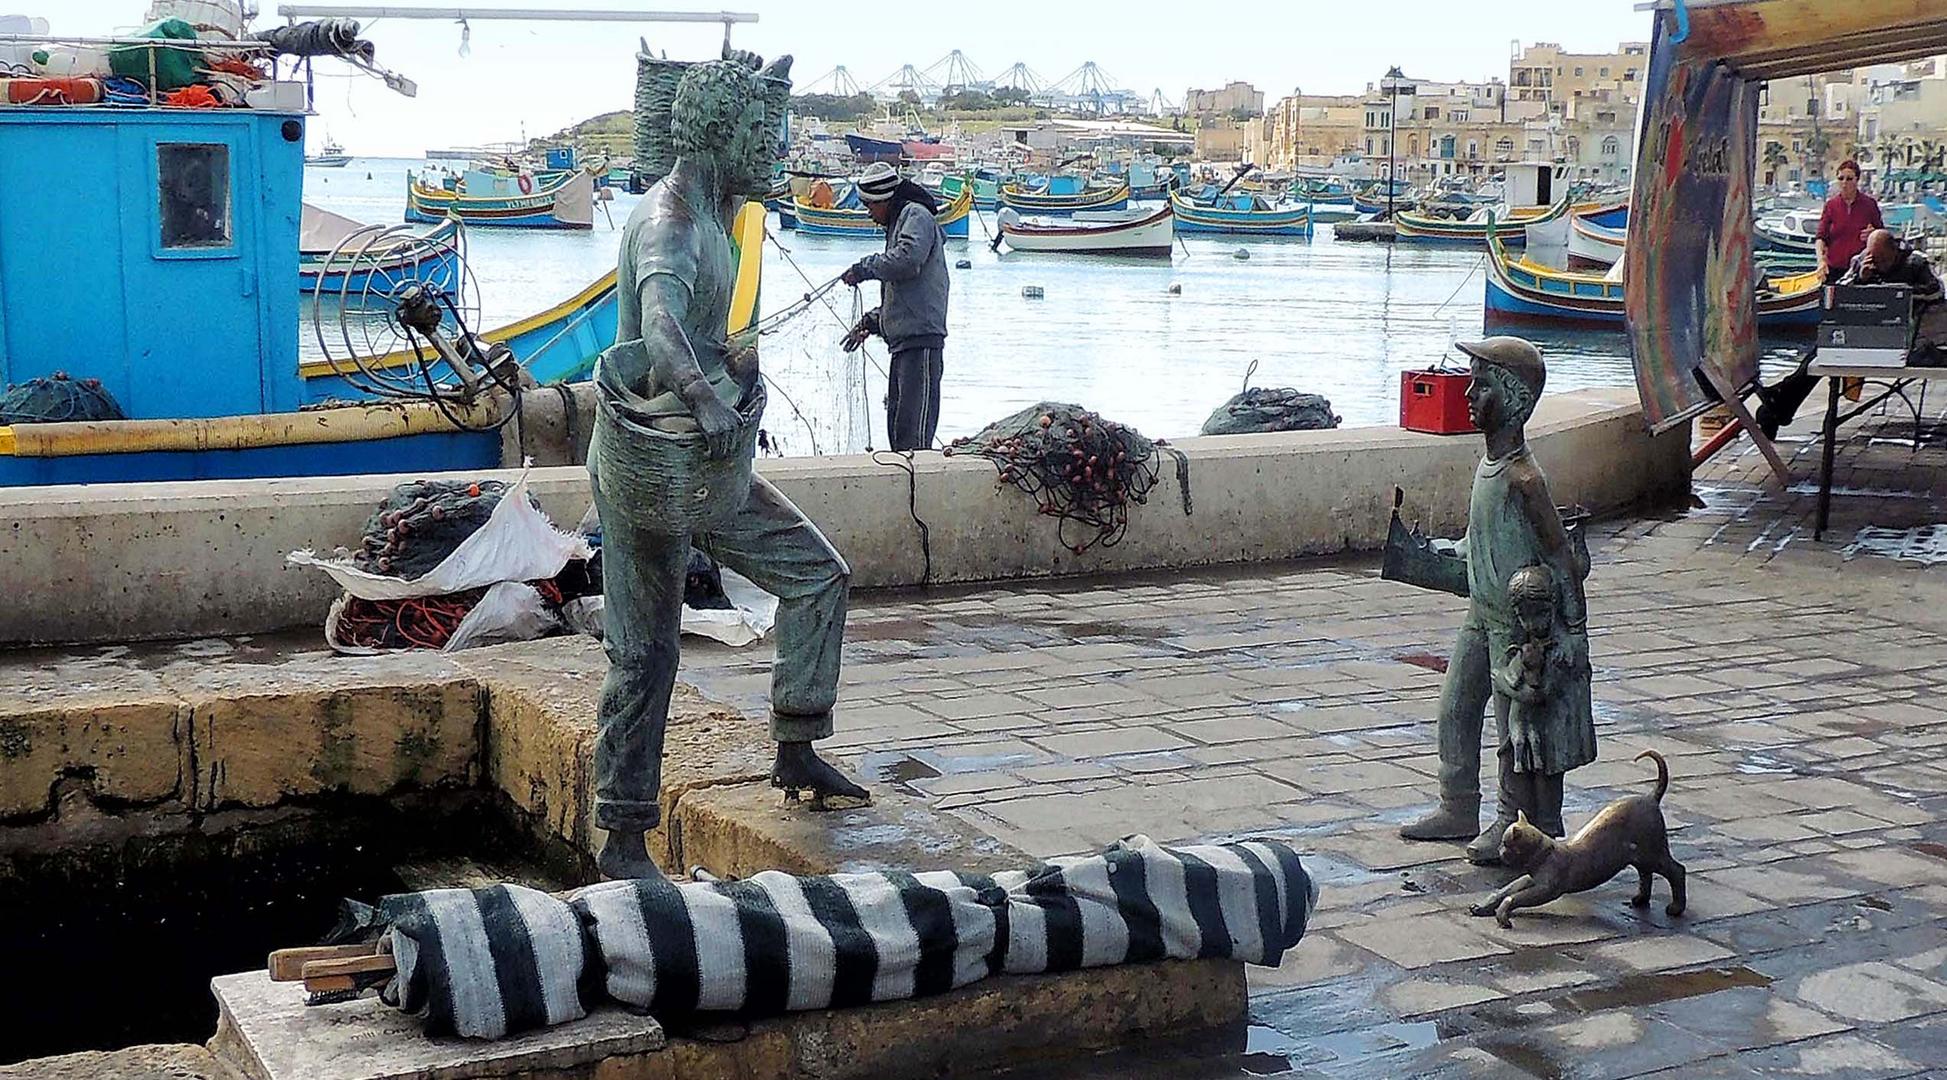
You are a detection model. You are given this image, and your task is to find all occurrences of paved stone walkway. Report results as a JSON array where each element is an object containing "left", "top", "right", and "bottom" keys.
[{"left": 679, "top": 408, "right": 1947, "bottom": 1078}]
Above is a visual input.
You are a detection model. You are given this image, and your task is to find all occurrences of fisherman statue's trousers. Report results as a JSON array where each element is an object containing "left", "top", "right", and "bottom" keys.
[{"left": 589, "top": 470, "right": 850, "bottom": 833}]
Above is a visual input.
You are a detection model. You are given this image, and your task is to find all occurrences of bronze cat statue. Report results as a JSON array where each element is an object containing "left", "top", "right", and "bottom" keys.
[{"left": 1469, "top": 750, "right": 1685, "bottom": 927}]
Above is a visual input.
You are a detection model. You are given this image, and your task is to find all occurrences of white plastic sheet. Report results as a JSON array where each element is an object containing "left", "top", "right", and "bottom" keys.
[
  {"left": 288, "top": 471, "right": 590, "bottom": 601},
  {"left": 566, "top": 566, "right": 778, "bottom": 648}
]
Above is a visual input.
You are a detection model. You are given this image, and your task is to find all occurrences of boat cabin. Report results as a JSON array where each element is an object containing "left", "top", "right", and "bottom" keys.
[
  {"left": 0, "top": 106, "right": 305, "bottom": 419},
  {"left": 1503, "top": 161, "right": 1560, "bottom": 211}
]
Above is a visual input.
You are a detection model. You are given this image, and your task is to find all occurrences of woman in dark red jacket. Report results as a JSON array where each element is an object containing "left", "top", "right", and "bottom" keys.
[{"left": 1816, "top": 160, "right": 1884, "bottom": 282}]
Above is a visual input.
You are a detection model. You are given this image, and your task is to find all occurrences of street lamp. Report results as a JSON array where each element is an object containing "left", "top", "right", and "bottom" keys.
[{"left": 1383, "top": 65, "right": 1404, "bottom": 218}]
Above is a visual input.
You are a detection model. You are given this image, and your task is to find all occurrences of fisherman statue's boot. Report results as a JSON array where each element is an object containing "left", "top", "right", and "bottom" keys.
[
  {"left": 1399, "top": 797, "right": 1481, "bottom": 841},
  {"left": 596, "top": 829, "right": 668, "bottom": 882},
  {"left": 772, "top": 740, "right": 871, "bottom": 810}
]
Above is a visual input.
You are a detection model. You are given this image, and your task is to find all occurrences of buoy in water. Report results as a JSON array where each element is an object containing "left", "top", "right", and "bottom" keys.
[
  {"left": 1167, "top": 283, "right": 1182, "bottom": 295},
  {"left": 1233, "top": 248, "right": 1250, "bottom": 260},
  {"left": 955, "top": 258, "right": 972, "bottom": 269},
  {"left": 1021, "top": 285, "right": 1045, "bottom": 299}
]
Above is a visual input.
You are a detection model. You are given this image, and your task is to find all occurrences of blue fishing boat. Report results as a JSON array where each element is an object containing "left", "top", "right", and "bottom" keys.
[
  {"left": 0, "top": 97, "right": 762, "bottom": 487},
  {"left": 940, "top": 169, "right": 1004, "bottom": 210},
  {"left": 1169, "top": 188, "right": 1313, "bottom": 236},
  {"left": 792, "top": 185, "right": 975, "bottom": 238},
  {"left": 1352, "top": 179, "right": 1411, "bottom": 215},
  {"left": 1484, "top": 233, "right": 1821, "bottom": 330},
  {"left": 405, "top": 164, "right": 595, "bottom": 229},
  {"left": 845, "top": 132, "right": 903, "bottom": 162},
  {"left": 999, "top": 175, "right": 1131, "bottom": 215},
  {"left": 299, "top": 205, "right": 461, "bottom": 294}
]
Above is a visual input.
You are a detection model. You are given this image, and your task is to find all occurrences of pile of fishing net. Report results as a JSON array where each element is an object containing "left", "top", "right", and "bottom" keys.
[
  {"left": 946, "top": 402, "right": 1188, "bottom": 554},
  {"left": 1200, "top": 388, "right": 1341, "bottom": 436},
  {"left": 289, "top": 474, "right": 596, "bottom": 654},
  {"left": 0, "top": 372, "right": 125, "bottom": 425}
]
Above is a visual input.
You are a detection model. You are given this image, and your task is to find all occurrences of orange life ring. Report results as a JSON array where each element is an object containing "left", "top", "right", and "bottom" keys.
[{"left": 518, "top": 173, "right": 534, "bottom": 195}]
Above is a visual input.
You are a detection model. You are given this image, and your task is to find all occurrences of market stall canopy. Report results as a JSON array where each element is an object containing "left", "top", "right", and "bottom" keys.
[{"left": 1624, "top": 0, "right": 1947, "bottom": 441}]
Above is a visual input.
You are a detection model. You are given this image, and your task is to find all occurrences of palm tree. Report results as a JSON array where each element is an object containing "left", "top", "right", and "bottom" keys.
[
  {"left": 1880, "top": 141, "right": 1902, "bottom": 183},
  {"left": 1763, "top": 141, "right": 1789, "bottom": 189}
]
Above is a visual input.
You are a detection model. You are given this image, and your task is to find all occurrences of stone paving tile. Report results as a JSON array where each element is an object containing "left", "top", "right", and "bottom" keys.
[{"left": 653, "top": 413, "right": 1947, "bottom": 1077}]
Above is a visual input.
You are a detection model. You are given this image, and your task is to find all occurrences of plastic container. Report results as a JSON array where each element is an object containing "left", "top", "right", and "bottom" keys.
[
  {"left": 1400, "top": 369, "right": 1476, "bottom": 434},
  {"left": 30, "top": 47, "right": 112, "bottom": 77},
  {"left": 0, "top": 15, "right": 50, "bottom": 70}
]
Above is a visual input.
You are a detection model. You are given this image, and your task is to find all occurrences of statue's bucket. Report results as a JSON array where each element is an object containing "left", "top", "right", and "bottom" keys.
[{"left": 590, "top": 342, "right": 764, "bottom": 537}]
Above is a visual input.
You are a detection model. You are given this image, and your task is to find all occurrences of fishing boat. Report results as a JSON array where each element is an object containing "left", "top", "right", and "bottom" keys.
[
  {"left": 996, "top": 204, "right": 1174, "bottom": 257},
  {"left": 845, "top": 132, "right": 902, "bottom": 162},
  {"left": 0, "top": 28, "right": 761, "bottom": 488},
  {"left": 941, "top": 169, "right": 1004, "bottom": 210},
  {"left": 305, "top": 138, "right": 350, "bottom": 167},
  {"left": 998, "top": 175, "right": 1131, "bottom": 215},
  {"left": 1394, "top": 197, "right": 1570, "bottom": 245},
  {"left": 1169, "top": 188, "right": 1312, "bottom": 237},
  {"left": 1484, "top": 234, "right": 1820, "bottom": 330},
  {"left": 792, "top": 184, "right": 975, "bottom": 238},
  {"left": 1296, "top": 178, "right": 1356, "bottom": 207},
  {"left": 1754, "top": 207, "right": 1818, "bottom": 254},
  {"left": 405, "top": 164, "right": 595, "bottom": 230},
  {"left": 298, "top": 204, "right": 461, "bottom": 294},
  {"left": 1566, "top": 202, "right": 1629, "bottom": 269},
  {"left": 1126, "top": 160, "right": 1174, "bottom": 200},
  {"left": 1353, "top": 180, "right": 1410, "bottom": 215}
]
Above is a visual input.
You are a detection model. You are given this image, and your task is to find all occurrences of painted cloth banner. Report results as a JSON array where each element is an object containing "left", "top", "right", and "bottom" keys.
[{"left": 1624, "top": 14, "right": 1762, "bottom": 433}]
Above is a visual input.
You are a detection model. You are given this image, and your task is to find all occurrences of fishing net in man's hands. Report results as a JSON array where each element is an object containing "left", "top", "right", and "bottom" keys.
[{"left": 947, "top": 402, "right": 1185, "bottom": 554}]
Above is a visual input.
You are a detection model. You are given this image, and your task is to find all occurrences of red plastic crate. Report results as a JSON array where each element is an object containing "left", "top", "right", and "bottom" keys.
[{"left": 1400, "top": 369, "right": 1476, "bottom": 434}]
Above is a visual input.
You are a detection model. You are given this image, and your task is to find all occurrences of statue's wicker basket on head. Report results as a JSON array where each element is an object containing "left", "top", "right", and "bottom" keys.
[{"left": 591, "top": 342, "right": 765, "bottom": 536}]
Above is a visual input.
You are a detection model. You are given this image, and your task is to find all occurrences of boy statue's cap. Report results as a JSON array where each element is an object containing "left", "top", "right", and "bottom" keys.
[{"left": 1456, "top": 336, "right": 1546, "bottom": 398}]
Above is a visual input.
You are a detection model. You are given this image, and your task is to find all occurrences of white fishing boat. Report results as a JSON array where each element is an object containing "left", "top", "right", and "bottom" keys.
[{"left": 996, "top": 204, "right": 1174, "bottom": 257}]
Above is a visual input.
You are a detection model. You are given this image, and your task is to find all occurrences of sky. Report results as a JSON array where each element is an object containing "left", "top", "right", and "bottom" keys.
[{"left": 50, "top": 0, "right": 1654, "bottom": 155}]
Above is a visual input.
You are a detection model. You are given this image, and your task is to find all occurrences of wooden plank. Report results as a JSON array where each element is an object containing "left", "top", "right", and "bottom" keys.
[
  {"left": 300, "top": 954, "right": 398, "bottom": 981},
  {"left": 1700, "top": 364, "right": 1791, "bottom": 483},
  {"left": 268, "top": 944, "right": 377, "bottom": 982}
]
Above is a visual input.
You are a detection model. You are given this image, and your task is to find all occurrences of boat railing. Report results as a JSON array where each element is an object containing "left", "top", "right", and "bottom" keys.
[{"left": 0, "top": 31, "right": 289, "bottom": 109}]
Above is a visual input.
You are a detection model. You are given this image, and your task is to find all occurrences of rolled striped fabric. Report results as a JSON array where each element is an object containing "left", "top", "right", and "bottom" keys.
[
  {"left": 573, "top": 835, "right": 1315, "bottom": 1020},
  {"left": 367, "top": 837, "right": 1315, "bottom": 1039},
  {"left": 378, "top": 884, "right": 591, "bottom": 1039}
]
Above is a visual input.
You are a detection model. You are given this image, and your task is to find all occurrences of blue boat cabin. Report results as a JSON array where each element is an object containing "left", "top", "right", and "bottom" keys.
[{"left": 0, "top": 106, "right": 305, "bottom": 420}]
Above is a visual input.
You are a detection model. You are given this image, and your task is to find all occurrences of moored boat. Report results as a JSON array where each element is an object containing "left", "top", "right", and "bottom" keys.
[
  {"left": 405, "top": 165, "right": 595, "bottom": 229},
  {"left": 1567, "top": 204, "right": 1628, "bottom": 269},
  {"left": 1484, "top": 233, "right": 1820, "bottom": 330},
  {"left": 845, "top": 132, "right": 903, "bottom": 162},
  {"left": 1169, "top": 188, "right": 1312, "bottom": 237},
  {"left": 998, "top": 176, "right": 1131, "bottom": 215},
  {"left": 1394, "top": 197, "right": 1570, "bottom": 245},
  {"left": 299, "top": 205, "right": 462, "bottom": 294},
  {"left": 997, "top": 204, "right": 1174, "bottom": 257},
  {"left": 305, "top": 138, "right": 350, "bottom": 168},
  {"left": 792, "top": 184, "right": 975, "bottom": 238},
  {"left": 941, "top": 169, "right": 1003, "bottom": 211}
]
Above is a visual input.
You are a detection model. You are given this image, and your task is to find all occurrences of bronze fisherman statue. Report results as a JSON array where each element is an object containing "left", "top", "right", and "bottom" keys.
[
  {"left": 590, "top": 49, "right": 868, "bottom": 882},
  {"left": 1388, "top": 337, "right": 1596, "bottom": 864}
]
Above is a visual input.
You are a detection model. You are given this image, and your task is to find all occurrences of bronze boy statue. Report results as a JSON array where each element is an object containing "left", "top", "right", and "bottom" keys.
[
  {"left": 1390, "top": 337, "right": 1595, "bottom": 864},
  {"left": 590, "top": 51, "right": 868, "bottom": 882}
]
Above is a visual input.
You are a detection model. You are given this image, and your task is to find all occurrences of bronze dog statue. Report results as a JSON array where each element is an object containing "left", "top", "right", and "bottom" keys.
[{"left": 1469, "top": 750, "right": 1685, "bottom": 927}]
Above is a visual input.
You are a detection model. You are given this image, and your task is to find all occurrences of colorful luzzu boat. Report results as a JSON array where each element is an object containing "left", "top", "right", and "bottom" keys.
[
  {"left": 404, "top": 165, "right": 595, "bottom": 229},
  {"left": 792, "top": 184, "right": 974, "bottom": 238},
  {"left": 1484, "top": 233, "right": 1820, "bottom": 330},
  {"left": 998, "top": 175, "right": 1131, "bottom": 215},
  {"left": 1169, "top": 188, "right": 1313, "bottom": 236},
  {"left": 940, "top": 170, "right": 1002, "bottom": 210},
  {"left": 1393, "top": 197, "right": 1570, "bottom": 245},
  {"left": 0, "top": 88, "right": 763, "bottom": 485},
  {"left": 298, "top": 205, "right": 462, "bottom": 293},
  {"left": 1566, "top": 203, "right": 1628, "bottom": 270}
]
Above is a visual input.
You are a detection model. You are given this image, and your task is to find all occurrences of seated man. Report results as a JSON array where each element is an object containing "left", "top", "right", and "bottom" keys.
[
  {"left": 1842, "top": 228, "right": 1947, "bottom": 363},
  {"left": 1757, "top": 230, "right": 1947, "bottom": 435}
]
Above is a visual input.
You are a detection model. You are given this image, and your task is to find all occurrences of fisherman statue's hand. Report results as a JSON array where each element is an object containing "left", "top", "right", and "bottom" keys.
[{"left": 692, "top": 393, "right": 742, "bottom": 459}]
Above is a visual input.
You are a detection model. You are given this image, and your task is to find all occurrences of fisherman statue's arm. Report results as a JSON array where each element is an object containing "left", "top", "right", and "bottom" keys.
[
  {"left": 640, "top": 272, "right": 743, "bottom": 459},
  {"left": 1380, "top": 487, "right": 1470, "bottom": 596}
]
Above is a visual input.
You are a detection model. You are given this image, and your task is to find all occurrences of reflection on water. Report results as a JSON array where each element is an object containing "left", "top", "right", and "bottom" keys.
[{"left": 304, "top": 160, "right": 1804, "bottom": 456}]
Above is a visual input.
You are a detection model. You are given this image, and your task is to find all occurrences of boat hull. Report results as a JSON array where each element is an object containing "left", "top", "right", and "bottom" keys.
[
  {"left": 1170, "top": 191, "right": 1312, "bottom": 236},
  {"left": 1395, "top": 199, "right": 1570, "bottom": 245},
  {"left": 405, "top": 170, "right": 594, "bottom": 230},
  {"left": 1566, "top": 215, "right": 1626, "bottom": 270},
  {"left": 792, "top": 187, "right": 974, "bottom": 238},
  {"left": 299, "top": 218, "right": 462, "bottom": 294},
  {"left": 1000, "top": 205, "right": 1174, "bottom": 256},
  {"left": 1484, "top": 236, "right": 1820, "bottom": 330},
  {"left": 999, "top": 180, "right": 1131, "bottom": 215}
]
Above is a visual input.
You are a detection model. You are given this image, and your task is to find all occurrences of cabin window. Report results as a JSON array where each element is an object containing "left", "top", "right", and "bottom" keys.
[{"left": 158, "top": 143, "right": 231, "bottom": 249}]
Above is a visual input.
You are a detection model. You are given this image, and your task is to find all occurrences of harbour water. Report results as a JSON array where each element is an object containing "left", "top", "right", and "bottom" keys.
[{"left": 306, "top": 160, "right": 1796, "bottom": 455}]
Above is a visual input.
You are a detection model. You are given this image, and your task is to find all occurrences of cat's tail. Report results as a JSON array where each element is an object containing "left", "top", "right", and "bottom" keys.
[{"left": 1634, "top": 750, "right": 1669, "bottom": 801}]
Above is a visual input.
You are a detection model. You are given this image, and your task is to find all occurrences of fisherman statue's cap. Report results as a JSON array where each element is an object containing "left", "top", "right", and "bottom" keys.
[
  {"left": 856, "top": 161, "right": 901, "bottom": 202},
  {"left": 1456, "top": 336, "right": 1546, "bottom": 398}
]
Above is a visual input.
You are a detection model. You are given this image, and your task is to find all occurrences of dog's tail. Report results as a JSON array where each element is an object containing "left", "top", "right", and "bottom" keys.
[{"left": 1634, "top": 750, "right": 1669, "bottom": 801}]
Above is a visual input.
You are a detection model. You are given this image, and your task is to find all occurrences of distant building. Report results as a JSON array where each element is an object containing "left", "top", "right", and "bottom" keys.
[
  {"left": 1183, "top": 81, "right": 1265, "bottom": 117},
  {"left": 1001, "top": 117, "right": 1195, "bottom": 159},
  {"left": 1195, "top": 119, "right": 1256, "bottom": 162},
  {"left": 1253, "top": 92, "right": 1366, "bottom": 170},
  {"left": 1510, "top": 41, "right": 1650, "bottom": 115}
]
